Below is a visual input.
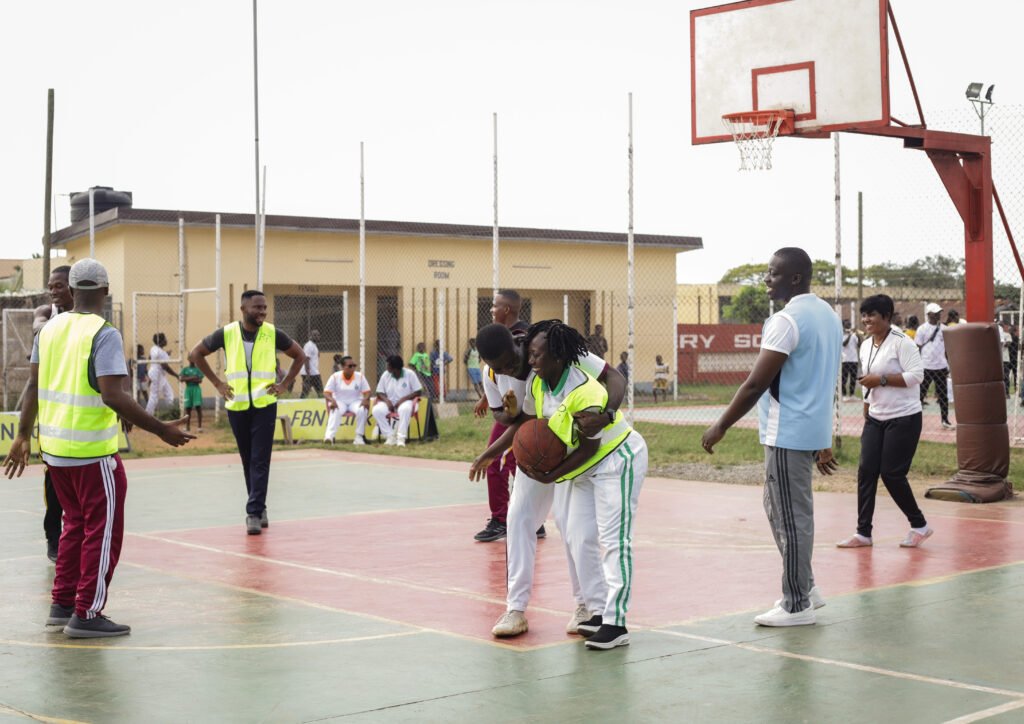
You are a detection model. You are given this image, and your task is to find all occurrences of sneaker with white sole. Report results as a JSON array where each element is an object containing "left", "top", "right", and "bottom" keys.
[
  {"left": 900, "top": 527, "right": 934, "bottom": 548},
  {"left": 491, "top": 610, "right": 528, "bottom": 638},
  {"left": 566, "top": 604, "right": 591, "bottom": 634},
  {"left": 46, "top": 603, "right": 74, "bottom": 626},
  {"left": 754, "top": 605, "right": 816, "bottom": 627},
  {"left": 384, "top": 434, "right": 397, "bottom": 446},
  {"left": 576, "top": 614, "right": 603, "bottom": 637},
  {"left": 775, "top": 586, "right": 826, "bottom": 611},
  {"left": 584, "top": 624, "right": 629, "bottom": 650},
  {"left": 836, "top": 534, "right": 872, "bottom": 548},
  {"left": 352, "top": 437, "right": 366, "bottom": 446},
  {"left": 396, "top": 435, "right": 407, "bottom": 447}
]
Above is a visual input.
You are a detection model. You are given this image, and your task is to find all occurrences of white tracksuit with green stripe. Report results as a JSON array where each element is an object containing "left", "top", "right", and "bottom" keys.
[{"left": 521, "top": 365, "right": 647, "bottom": 627}]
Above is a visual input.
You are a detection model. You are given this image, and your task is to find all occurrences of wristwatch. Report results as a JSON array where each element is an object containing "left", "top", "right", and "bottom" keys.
[
  {"left": 606, "top": 409, "right": 618, "bottom": 424},
  {"left": 879, "top": 375, "right": 888, "bottom": 387}
]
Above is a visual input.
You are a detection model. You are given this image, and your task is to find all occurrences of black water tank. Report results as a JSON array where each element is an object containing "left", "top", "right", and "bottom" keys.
[{"left": 69, "top": 186, "right": 133, "bottom": 222}]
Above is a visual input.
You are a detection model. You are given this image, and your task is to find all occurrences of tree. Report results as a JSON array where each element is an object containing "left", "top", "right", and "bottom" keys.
[
  {"left": 720, "top": 259, "right": 857, "bottom": 286},
  {"left": 722, "top": 284, "right": 775, "bottom": 323}
]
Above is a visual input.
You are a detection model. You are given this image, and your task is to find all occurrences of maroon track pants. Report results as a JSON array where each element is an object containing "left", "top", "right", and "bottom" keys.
[
  {"left": 486, "top": 422, "right": 516, "bottom": 523},
  {"left": 50, "top": 455, "right": 127, "bottom": 619}
]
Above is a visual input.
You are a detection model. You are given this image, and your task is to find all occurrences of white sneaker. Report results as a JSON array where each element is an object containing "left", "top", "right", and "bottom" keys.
[
  {"left": 384, "top": 434, "right": 396, "bottom": 446},
  {"left": 492, "top": 610, "right": 528, "bottom": 637},
  {"left": 396, "top": 435, "right": 407, "bottom": 447},
  {"left": 352, "top": 437, "right": 366, "bottom": 446},
  {"left": 775, "top": 586, "right": 826, "bottom": 610},
  {"left": 754, "top": 604, "right": 816, "bottom": 627},
  {"left": 900, "top": 526, "right": 934, "bottom": 548},
  {"left": 566, "top": 604, "right": 591, "bottom": 634}
]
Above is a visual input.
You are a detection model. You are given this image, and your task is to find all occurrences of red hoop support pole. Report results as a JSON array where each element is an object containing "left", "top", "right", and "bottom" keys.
[
  {"left": 887, "top": 2, "right": 926, "bottom": 128},
  {"left": 994, "top": 184, "right": 1024, "bottom": 283}
]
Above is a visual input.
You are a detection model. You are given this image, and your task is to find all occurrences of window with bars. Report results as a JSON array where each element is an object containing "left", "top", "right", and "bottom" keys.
[{"left": 273, "top": 295, "right": 345, "bottom": 349}]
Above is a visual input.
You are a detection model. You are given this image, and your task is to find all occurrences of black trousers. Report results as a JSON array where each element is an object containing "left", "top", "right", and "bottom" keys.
[
  {"left": 228, "top": 403, "right": 278, "bottom": 516},
  {"left": 300, "top": 374, "right": 323, "bottom": 398},
  {"left": 841, "top": 362, "right": 859, "bottom": 396},
  {"left": 857, "top": 412, "right": 927, "bottom": 537},
  {"left": 919, "top": 367, "right": 950, "bottom": 423},
  {"left": 43, "top": 468, "right": 63, "bottom": 544}
]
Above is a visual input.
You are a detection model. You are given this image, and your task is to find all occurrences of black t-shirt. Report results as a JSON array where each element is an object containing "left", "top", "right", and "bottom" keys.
[
  {"left": 509, "top": 320, "right": 529, "bottom": 334},
  {"left": 203, "top": 324, "right": 294, "bottom": 353}
]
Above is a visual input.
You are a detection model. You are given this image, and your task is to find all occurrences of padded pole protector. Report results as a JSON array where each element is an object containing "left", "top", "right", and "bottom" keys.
[{"left": 926, "top": 323, "right": 1013, "bottom": 503}]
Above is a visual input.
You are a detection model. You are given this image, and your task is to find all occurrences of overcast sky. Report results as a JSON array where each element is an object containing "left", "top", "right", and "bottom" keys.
[{"left": 3, "top": 0, "right": 1023, "bottom": 285}]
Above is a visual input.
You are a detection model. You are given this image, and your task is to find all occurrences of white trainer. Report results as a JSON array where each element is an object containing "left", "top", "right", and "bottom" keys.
[
  {"left": 775, "top": 586, "right": 826, "bottom": 610},
  {"left": 566, "top": 604, "right": 591, "bottom": 634},
  {"left": 754, "top": 604, "right": 816, "bottom": 627},
  {"left": 384, "top": 433, "right": 397, "bottom": 446},
  {"left": 396, "top": 435, "right": 407, "bottom": 447},
  {"left": 492, "top": 610, "right": 528, "bottom": 638},
  {"left": 900, "top": 526, "right": 934, "bottom": 548},
  {"left": 352, "top": 437, "right": 366, "bottom": 446}
]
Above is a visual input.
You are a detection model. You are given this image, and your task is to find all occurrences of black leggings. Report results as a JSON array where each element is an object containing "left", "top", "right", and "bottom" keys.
[
  {"left": 857, "top": 412, "right": 927, "bottom": 537},
  {"left": 919, "top": 368, "right": 950, "bottom": 423},
  {"left": 841, "top": 362, "right": 859, "bottom": 396}
]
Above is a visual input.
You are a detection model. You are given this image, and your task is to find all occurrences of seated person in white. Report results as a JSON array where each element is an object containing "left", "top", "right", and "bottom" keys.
[
  {"left": 324, "top": 355, "right": 371, "bottom": 444},
  {"left": 146, "top": 332, "right": 179, "bottom": 415},
  {"left": 372, "top": 354, "right": 422, "bottom": 447}
]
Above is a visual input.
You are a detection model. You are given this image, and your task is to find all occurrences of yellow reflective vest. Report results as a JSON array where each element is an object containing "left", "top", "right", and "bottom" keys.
[
  {"left": 224, "top": 321, "right": 278, "bottom": 411},
  {"left": 37, "top": 312, "right": 119, "bottom": 458}
]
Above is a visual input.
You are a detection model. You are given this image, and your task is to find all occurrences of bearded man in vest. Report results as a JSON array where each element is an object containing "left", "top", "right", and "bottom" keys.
[
  {"left": 189, "top": 289, "right": 306, "bottom": 534},
  {"left": 3, "top": 259, "right": 195, "bottom": 638}
]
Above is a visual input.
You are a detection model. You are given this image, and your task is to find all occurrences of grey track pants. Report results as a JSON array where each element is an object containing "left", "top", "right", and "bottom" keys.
[{"left": 763, "top": 446, "right": 816, "bottom": 614}]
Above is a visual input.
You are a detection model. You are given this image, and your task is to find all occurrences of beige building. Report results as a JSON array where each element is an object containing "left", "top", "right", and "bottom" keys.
[{"left": 25, "top": 205, "right": 701, "bottom": 398}]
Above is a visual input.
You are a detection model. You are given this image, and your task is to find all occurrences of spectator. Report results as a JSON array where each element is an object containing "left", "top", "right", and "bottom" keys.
[
  {"left": 1009, "top": 323, "right": 1019, "bottom": 396},
  {"left": 653, "top": 354, "right": 671, "bottom": 403},
  {"left": 372, "top": 355, "right": 423, "bottom": 447},
  {"left": 464, "top": 338, "right": 484, "bottom": 398},
  {"left": 841, "top": 320, "right": 860, "bottom": 401},
  {"left": 332, "top": 353, "right": 344, "bottom": 373},
  {"left": 587, "top": 324, "right": 609, "bottom": 359},
  {"left": 409, "top": 342, "right": 434, "bottom": 399},
  {"left": 491, "top": 290, "right": 529, "bottom": 335},
  {"left": 135, "top": 344, "right": 149, "bottom": 406},
  {"left": 617, "top": 350, "right": 629, "bottom": 384},
  {"left": 431, "top": 340, "right": 453, "bottom": 401},
  {"left": 378, "top": 322, "right": 402, "bottom": 376},
  {"left": 323, "top": 355, "right": 371, "bottom": 444},
  {"left": 1000, "top": 321, "right": 1012, "bottom": 397},
  {"left": 145, "top": 332, "right": 179, "bottom": 415},
  {"left": 916, "top": 303, "right": 953, "bottom": 429},
  {"left": 300, "top": 330, "right": 323, "bottom": 398},
  {"left": 180, "top": 360, "right": 205, "bottom": 432},
  {"left": 945, "top": 309, "right": 966, "bottom": 326},
  {"left": 905, "top": 315, "right": 919, "bottom": 340},
  {"left": 891, "top": 310, "right": 904, "bottom": 333}
]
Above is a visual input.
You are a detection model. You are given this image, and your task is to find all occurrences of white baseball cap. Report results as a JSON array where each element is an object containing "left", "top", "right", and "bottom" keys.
[
  {"left": 925, "top": 302, "right": 942, "bottom": 314},
  {"left": 68, "top": 258, "right": 110, "bottom": 289}
]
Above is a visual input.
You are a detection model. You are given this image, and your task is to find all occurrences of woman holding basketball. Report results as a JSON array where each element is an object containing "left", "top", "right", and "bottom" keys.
[{"left": 481, "top": 321, "right": 647, "bottom": 650}]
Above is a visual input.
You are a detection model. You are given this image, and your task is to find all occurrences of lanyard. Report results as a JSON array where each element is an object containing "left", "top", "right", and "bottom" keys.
[{"left": 864, "top": 329, "right": 891, "bottom": 399}]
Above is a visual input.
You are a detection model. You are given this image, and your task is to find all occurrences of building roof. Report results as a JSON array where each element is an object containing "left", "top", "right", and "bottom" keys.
[{"left": 49, "top": 207, "right": 702, "bottom": 251}]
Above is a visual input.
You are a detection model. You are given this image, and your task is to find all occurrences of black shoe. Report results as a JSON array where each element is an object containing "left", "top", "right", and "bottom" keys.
[
  {"left": 474, "top": 518, "right": 507, "bottom": 542},
  {"left": 46, "top": 603, "right": 74, "bottom": 626},
  {"left": 576, "top": 615, "right": 603, "bottom": 637},
  {"left": 64, "top": 614, "right": 131, "bottom": 638},
  {"left": 246, "top": 515, "right": 261, "bottom": 535},
  {"left": 46, "top": 540, "right": 58, "bottom": 563},
  {"left": 260, "top": 509, "right": 269, "bottom": 528},
  {"left": 536, "top": 525, "right": 546, "bottom": 539},
  {"left": 585, "top": 624, "right": 629, "bottom": 650}
]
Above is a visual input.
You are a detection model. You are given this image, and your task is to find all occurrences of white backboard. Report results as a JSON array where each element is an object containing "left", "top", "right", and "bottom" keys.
[{"left": 691, "top": 0, "right": 890, "bottom": 144}]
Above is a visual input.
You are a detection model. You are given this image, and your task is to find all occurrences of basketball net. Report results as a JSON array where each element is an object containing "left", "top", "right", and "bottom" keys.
[{"left": 722, "top": 110, "right": 795, "bottom": 171}]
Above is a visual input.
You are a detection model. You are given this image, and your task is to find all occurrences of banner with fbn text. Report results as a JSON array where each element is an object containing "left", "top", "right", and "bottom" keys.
[
  {"left": 273, "top": 399, "right": 435, "bottom": 442},
  {"left": 0, "top": 412, "right": 130, "bottom": 458}
]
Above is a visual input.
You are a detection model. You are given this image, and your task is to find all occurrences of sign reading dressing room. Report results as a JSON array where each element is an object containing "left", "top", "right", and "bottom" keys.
[{"left": 428, "top": 259, "right": 455, "bottom": 279}]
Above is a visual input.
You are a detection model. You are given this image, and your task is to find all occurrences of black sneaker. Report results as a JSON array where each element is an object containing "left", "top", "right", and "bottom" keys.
[
  {"left": 64, "top": 614, "right": 131, "bottom": 638},
  {"left": 536, "top": 525, "right": 546, "bottom": 539},
  {"left": 585, "top": 624, "right": 629, "bottom": 650},
  {"left": 46, "top": 603, "right": 74, "bottom": 626},
  {"left": 246, "top": 515, "right": 261, "bottom": 535},
  {"left": 46, "top": 540, "right": 58, "bottom": 563},
  {"left": 474, "top": 518, "right": 507, "bottom": 542},
  {"left": 576, "top": 615, "right": 603, "bottom": 637},
  {"left": 260, "top": 509, "right": 269, "bottom": 528}
]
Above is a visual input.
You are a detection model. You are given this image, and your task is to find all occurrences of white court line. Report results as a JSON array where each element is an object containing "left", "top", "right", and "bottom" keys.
[
  {"left": 654, "top": 629, "right": 1024, "bottom": 700},
  {"left": 0, "top": 701, "right": 87, "bottom": 724},
  {"left": 944, "top": 697, "right": 1024, "bottom": 723},
  {"left": 0, "top": 509, "right": 43, "bottom": 517},
  {"left": 0, "top": 630, "right": 421, "bottom": 652}
]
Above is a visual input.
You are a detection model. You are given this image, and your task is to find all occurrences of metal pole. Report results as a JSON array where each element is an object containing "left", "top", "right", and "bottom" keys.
[
  {"left": 857, "top": 191, "right": 864, "bottom": 316},
  {"left": 252, "top": 0, "right": 261, "bottom": 287},
  {"left": 1014, "top": 284, "right": 1023, "bottom": 443},
  {"left": 626, "top": 93, "right": 636, "bottom": 423},
  {"left": 672, "top": 296, "right": 678, "bottom": 401},
  {"left": 359, "top": 142, "right": 366, "bottom": 375},
  {"left": 42, "top": 89, "right": 54, "bottom": 285},
  {"left": 89, "top": 188, "right": 95, "bottom": 258},
  {"left": 258, "top": 166, "right": 267, "bottom": 289},
  {"left": 132, "top": 292, "right": 139, "bottom": 408},
  {"left": 492, "top": 112, "right": 499, "bottom": 297},
  {"left": 563, "top": 294, "right": 568, "bottom": 325},
  {"left": 833, "top": 133, "right": 842, "bottom": 443},
  {"left": 215, "top": 214, "right": 222, "bottom": 424},
  {"left": 438, "top": 292, "right": 446, "bottom": 405},
  {"left": 342, "top": 289, "right": 349, "bottom": 355},
  {"left": 2, "top": 310, "right": 8, "bottom": 410},
  {"left": 178, "top": 217, "right": 186, "bottom": 409}
]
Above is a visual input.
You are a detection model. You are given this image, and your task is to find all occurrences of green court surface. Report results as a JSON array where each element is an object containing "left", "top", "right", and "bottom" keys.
[{"left": 1, "top": 449, "right": 1023, "bottom": 723}]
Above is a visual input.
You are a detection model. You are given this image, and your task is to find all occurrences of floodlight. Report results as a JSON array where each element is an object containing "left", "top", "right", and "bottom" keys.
[
  {"left": 966, "top": 82, "right": 984, "bottom": 100},
  {"left": 986, "top": 85, "right": 995, "bottom": 102}
]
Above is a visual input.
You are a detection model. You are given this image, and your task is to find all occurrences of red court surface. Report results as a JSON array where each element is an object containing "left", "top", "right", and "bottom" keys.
[{"left": 124, "top": 468, "right": 1024, "bottom": 649}]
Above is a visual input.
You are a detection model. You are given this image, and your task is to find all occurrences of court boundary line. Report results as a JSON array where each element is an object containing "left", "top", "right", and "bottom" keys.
[
  {"left": 0, "top": 701, "right": 88, "bottom": 724},
  {"left": 944, "top": 697, "right": 1024, "bottom": 723},
  {"left": 0, "top": 630, "right": 421, "bottom": 652}
]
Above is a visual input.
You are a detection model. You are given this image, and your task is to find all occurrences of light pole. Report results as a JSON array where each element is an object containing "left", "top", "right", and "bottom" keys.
[{"left": 966, "top": 82, "right": 995, "bottom": 135}]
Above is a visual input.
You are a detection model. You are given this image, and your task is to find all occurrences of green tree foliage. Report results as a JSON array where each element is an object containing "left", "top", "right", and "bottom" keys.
[
  {"left": 720, "top": 255, "right": 966, "bottom": 289},
  {"left": 722, "top": 284, "right": 773, "bottom": 323}
]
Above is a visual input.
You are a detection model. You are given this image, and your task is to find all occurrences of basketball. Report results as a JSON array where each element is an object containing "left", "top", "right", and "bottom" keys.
[{"left": 512, "top": 418, "right": 567, "bottom": 475}]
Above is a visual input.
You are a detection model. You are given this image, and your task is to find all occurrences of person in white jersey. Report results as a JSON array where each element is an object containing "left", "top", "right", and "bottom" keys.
[
  {"left": 470, "top": 321, "right": 626, "bottom": 639},
  {"left": 300, "top": 330, "right": 323, "bottom": 398},
  {"left": 323, "top": 355, "right": 371, "bottom": 444},
  {"left": 372, "top": 355, "right": 422, "bottom": 446},
  {"left": 837, "top": 294, "right": 932, "bottom": 549},
  {"left": 702, "top": 247, "right": 841, "bottom": 627},
  {"left": 840, "top": 320, "right": 860, "bottom": 401},
  {"left": 915, "top": 304, "right": 953, "bottom": 429},
  {"left": 145, "top": 332, "right": 179, "bottom": 415}
]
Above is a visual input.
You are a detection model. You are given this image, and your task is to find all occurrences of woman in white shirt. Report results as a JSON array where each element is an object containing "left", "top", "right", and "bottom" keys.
[
  {"left": 323, "top": 356, "right": 371, "bottom": 444},
  {"left": 838, "top": 294, "right": 934, "bottom": 549}
]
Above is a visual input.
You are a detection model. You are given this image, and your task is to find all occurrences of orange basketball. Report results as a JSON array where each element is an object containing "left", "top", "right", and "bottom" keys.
[{"left": 512, "top": 418, "right": 567, "bottom": 475}]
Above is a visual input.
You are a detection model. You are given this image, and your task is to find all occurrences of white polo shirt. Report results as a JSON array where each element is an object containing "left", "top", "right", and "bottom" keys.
[
  {"left": 375, "top": 368, "right": 422, "bottom": 404},
  {"left": 303, "top": 340, "right": 320, "bottom": 375},
  {"left": 325, "top": 370, "right": 370, "bottom": 406},
  {"left": 914, "top": 322, "right": 947, "bottom": 370},
  {"left": 483, "top": 364, "right": 527, "bottom": 412},
  {"left": 841, "top": 331, "right": 860, "bottom": 363},
  {"left": 860, "top": 329, "right": 924, "bottom": 421}
]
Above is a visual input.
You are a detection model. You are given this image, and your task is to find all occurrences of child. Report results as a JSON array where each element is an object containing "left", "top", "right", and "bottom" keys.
[
  {"left": 653, "top": 354, "right": 670, "bottom": 403},
  {"left": 180, "top": 362, "right": 205, "bottom": 432}
]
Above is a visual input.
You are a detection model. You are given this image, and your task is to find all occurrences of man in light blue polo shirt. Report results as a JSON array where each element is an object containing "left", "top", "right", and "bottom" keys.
[{"left": 701, "top": 247, "right": 842, "bottom": 627}]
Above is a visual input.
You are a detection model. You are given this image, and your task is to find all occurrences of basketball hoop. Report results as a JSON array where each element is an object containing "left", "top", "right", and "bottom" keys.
[{"left": 721, "top": 110, "right": 795, "bottom": 170}]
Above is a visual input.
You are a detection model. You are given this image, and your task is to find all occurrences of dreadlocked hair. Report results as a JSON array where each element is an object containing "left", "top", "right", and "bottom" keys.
[{"left": 524, "top": 320, "right": 589, "bottom": 366}]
